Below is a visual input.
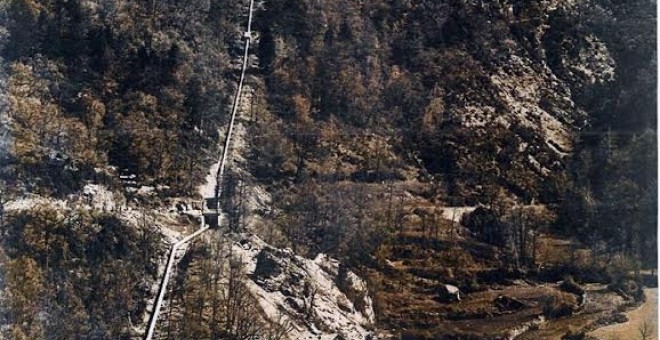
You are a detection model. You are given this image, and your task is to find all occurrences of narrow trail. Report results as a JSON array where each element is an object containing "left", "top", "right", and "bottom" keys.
[{"left": 143, "top": 1, "right": 255, "bottom": 339}]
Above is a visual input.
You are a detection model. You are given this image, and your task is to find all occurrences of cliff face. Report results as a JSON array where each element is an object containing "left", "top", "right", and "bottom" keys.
[{"left": 414, "top": 1, "right": 620, "bottom": 202}]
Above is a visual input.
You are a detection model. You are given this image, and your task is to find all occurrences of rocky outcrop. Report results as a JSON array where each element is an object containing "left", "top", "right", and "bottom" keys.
[
  {"left": 232, "top": 234, "right": 375, "bottom": 340},
  {"left": 414, "top": 0, "right": 619, "bottom": 202}
]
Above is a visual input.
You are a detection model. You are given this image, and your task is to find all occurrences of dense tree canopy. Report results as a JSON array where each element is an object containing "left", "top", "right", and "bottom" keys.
[
  {"left": 250, "top": 0, "right": 656, "bottom": 269},
  {"left": 3, "top": 0, "right": 248, "bottom": 196},
  {"left": 2, "top": 208, "right": 162, "bottom": 338}
]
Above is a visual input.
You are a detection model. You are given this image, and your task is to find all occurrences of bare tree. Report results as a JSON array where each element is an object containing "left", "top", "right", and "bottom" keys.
[
  {"left": 638, "top": 318, "right": 654, "bottom": 340},
  {"left": 264, "top": 311, "right": 294, "bottom": 340},
  {"left": 504, "top": 206, "right": 554, "bottom": 269},
  {"left": 220, "top": 257, "right": 262, "bottom": 340},
  {"left": 303, "top": 279, "right": 318, "bottom": 320}
]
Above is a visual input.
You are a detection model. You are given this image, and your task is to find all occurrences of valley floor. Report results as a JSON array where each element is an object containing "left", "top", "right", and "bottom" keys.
[{"left": 589, "top": 288, "right": 657, "bottom": 340}]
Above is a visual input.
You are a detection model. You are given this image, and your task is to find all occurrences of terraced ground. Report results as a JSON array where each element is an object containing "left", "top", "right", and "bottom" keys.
[{"left": 365, "top": 205, "right": 656, "bottom": 339}]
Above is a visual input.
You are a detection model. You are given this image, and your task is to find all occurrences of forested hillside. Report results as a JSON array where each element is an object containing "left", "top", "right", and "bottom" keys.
[
  {"left": 246, "top": 0, "right": 657, "bottom": 337},
  {"left": 0, "top": 0, "right": 656, "bottom": 339},
  {"left": 246, "top": 0, "right": 656, "bottom": 267},
  {"left": 0, "top": 0, "right": 249, "bottom": 337},
  {"left": 4, "top": 0, "right": 247, "bottom": 196},
  {"left": 253, "top": 0, "right": 654, "bottom": 201}
]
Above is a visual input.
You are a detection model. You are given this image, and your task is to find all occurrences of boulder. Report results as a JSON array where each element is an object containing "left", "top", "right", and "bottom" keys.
[
  {"left": 253, "top": 248, "right": 284, "bottom": 281},
  {"left": 232, "top": 234, "right": 376, "bottom": 339},
  {"left": 494, "top": 295, "right": 528, "bottom": 312}
]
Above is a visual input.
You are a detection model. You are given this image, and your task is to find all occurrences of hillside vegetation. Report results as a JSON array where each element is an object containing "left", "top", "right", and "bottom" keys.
[
  {"left": 0, "top": 0, "right": 656, "bottom": 339},
  {"left": 247, "top": 0, "right": 656, "bottom": 267},
  {"left": 2, "top": 208, "right": 162, "bottom": 338},
  {"left": 3, "top": 0, "right": 247, "bottom": 197}
]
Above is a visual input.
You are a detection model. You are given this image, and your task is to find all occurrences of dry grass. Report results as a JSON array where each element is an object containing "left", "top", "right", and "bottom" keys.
[
  {"left": 536, "top": 234, "right": 592, "bottom": 267},
  {"left": 370, "top": 211, "right": 637, "bottom": 338},
  {"left": 371, "top": 257, "right": 580, "bottom": 337},
  {"left": 516, "top": 284, "right": 644, "bottom": 339}
]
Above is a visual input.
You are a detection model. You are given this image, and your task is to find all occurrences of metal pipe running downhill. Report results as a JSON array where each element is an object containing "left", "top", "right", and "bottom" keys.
[{"left": 143, "top": 0, "right": 254, "bottom": 338}]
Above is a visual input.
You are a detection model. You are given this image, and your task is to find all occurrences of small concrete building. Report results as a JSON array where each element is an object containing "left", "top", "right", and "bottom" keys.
[
  {"left": 203, "top": 197, "right": 220, "bottom": 228},
  {"left": 436, "top": 284, "right": 461, "bottom": 303}
]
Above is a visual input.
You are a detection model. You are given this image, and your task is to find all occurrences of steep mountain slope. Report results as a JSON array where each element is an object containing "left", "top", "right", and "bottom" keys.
[
  {"left": 251, "top": 0, "right": 639, "bottom": 204},
  {"left": 0, "top": 0, "right": 655, "bottom": 339},
  {"left": 3, "top": 0, "right": 247, "bottom": 197},
  {"left": 243, "top": 0, "right": 656, "bottom": 338}
]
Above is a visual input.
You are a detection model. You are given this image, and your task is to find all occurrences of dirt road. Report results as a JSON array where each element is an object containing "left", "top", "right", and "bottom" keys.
[{"left": 589, "top": 288, "right": 658, "bottom": 340}]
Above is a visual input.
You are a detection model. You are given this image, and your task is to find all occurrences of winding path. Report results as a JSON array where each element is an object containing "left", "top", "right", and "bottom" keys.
[
  {"left": 589, "top": 288, "right": 658, "bottom": 340},
  {"left": 144, "top": 1, "right": 255, "bottom": 338}
]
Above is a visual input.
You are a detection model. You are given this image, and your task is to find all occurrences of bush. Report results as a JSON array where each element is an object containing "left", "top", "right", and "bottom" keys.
[
  {"left": 561, "top": 331, "right": 588, "bottom": 340},
  {"left": 541, "top": 296, "right": 575, "bottom": 319},
  {"left": 560, "top": 276, "right": 585, "bottom": 296},
  {"left": 461, "top": 207, "right": 506, "bottom": 246}
]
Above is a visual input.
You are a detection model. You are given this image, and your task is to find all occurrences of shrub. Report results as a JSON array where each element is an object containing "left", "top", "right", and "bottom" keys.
[
  {"left": 461, "top": 207, "right": 506, "bottom": 246},
  {"left": 559, "top": 276, "right": 585, "bottom": 296},
  {"left": 541, "top": 295, "right": 574, "bottom": 319}
]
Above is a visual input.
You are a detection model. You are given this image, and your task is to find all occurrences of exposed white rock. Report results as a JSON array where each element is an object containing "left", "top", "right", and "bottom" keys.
[
  {"left": 440, "top": 206, "right": 477, "bottom": 223},
  {"left": 81, "top": 184, "right": 117, "bottom": 211},
  {"left": 5, "top": 194, "right": 69, "bottom": 211},
  {"left": 489, "top": 54, "right": 578, "bottom": 153},
  {"left": 231, "top": 233, "right": 376, "bottom": 340}
]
